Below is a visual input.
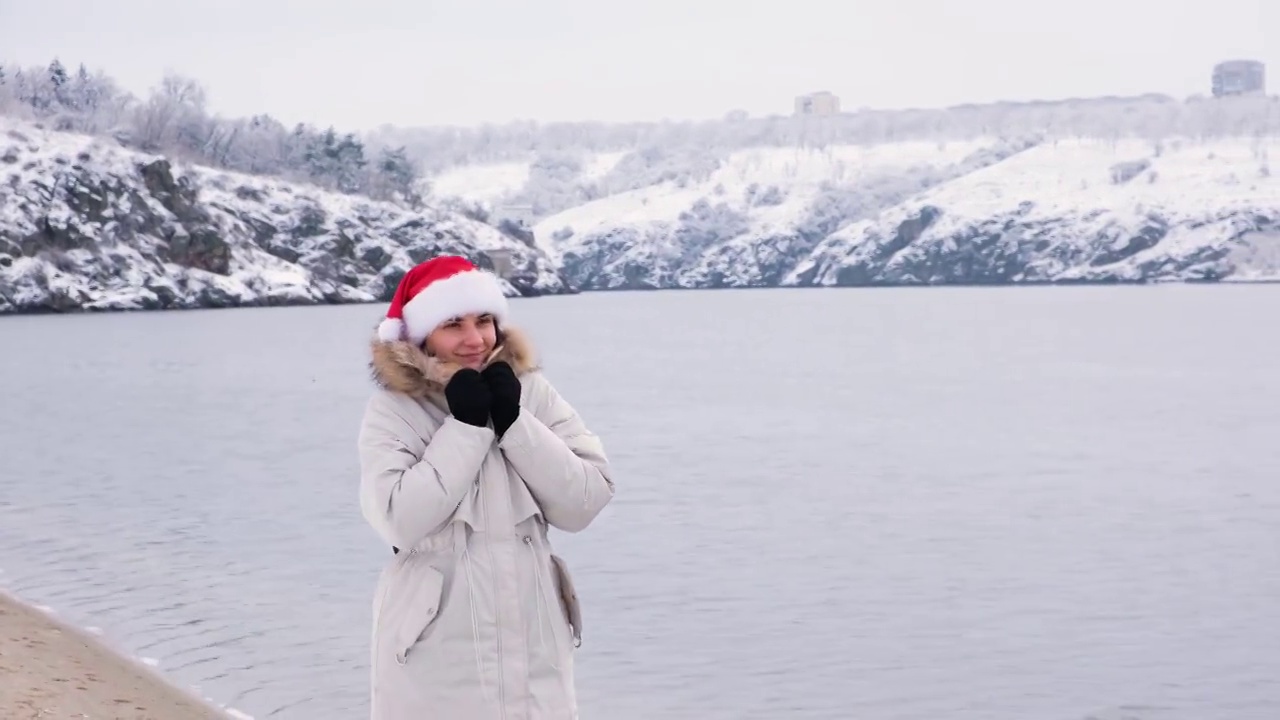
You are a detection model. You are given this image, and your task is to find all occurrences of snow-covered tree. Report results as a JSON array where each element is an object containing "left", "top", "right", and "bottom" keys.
[
  {"left": 0, "top": 65, "right": 10, "bottom": 112},
  {"left": 521, "top": 149, "right": 587, "bottom": 216},
  {"left": 48, "top": 59, "right": 70, "bottom": 108},
  {"left": 47, "top": 59, "right": 68, "bottom": 87},
  {"left": 0, "top": 58, "right": 431, "bottom": 203},
  {"left": 131, "top": 73, "right": 207, "bottom": 151},
  {"left": 368, "top": 146, "right": 421, "bottom": 205},
  {"left": 301, "top": 128, "right": 363, "bottom": 192},
  {"left": 9, "top": 54, "right": 1279, "bottom": 220}
]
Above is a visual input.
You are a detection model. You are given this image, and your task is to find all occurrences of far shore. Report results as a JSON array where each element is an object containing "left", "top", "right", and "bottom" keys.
[
  {"left": 0, "top": 590, "right": 232, "bottom": 720},
  {"left": 2, "top": 277, "right": 1278, "bottom": 319}
]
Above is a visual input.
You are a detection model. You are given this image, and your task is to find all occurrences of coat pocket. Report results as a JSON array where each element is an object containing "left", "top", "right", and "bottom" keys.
[
  {"left": 548, "top": 554, "right": 583, "bottom": 648},
  {"left": 376, "top": 563, "right": 446, "bottom": 666}
]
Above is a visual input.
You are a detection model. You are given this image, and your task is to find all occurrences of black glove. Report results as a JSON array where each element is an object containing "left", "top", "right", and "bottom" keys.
[
  {"left": 444, "top": 369, "right": 492, "bottom": 428},
  {"left": 482, "top": 361, "right": 522, "bottom": 438}
]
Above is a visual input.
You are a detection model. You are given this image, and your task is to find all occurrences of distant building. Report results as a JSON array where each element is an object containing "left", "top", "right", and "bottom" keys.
[
  {"left": 1212, "top": 60, "right": 1265, "bottom": 97},
  {"left": 486, "top": 248, "right": 515, "bottom": 279},
  {"left": 794, "top": 91, "right": 840, "bottom": 116}
]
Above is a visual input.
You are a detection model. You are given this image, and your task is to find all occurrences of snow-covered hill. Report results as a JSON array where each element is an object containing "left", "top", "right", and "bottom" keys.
[
  {"left": 7, "top": 115, "right": 1280, "bottom": 315},
  {"left": 0, "top": 117, "right": 570, "bottom": 315},
  {"left": 430, "top": 134, "right": 1280, "bottom": 289},
  {"left": 789, "top": 137, "right": 1280, "bottom": 286},
  {"left": 533, "top": 138, "right": 1041, "bottom": 288}
]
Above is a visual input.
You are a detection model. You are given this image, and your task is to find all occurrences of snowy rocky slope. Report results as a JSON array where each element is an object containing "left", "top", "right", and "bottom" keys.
[
  {"left": 439, "top": 135, "right": 1280, "bottom": 289},
  {"left": 789, "top": 137, "right": 1280, "bottom": 286},
  {"left": 533, "top": 138, "right": 1041, "bottom": 288},
  {"left": 0, "top": 117, "right": 570, "bottom": 315}
]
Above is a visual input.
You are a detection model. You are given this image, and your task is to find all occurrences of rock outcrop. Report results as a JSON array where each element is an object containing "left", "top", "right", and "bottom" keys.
[{"left": 0, "top": 118, "right": 570, "bottom": 314}]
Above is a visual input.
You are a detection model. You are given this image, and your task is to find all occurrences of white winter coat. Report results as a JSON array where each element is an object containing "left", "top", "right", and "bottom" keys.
[{"left": 358, "top": 327, "right": 615, "bottom": 720}]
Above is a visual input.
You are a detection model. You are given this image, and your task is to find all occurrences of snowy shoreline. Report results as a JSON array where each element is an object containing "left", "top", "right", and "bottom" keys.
[{"left": 5, "top": 274, "right": 1280, "bottom": 318}]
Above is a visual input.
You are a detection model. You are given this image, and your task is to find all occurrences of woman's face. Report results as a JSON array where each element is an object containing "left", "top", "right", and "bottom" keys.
[{"left": 424, "top": 313, "right": 497, "bottom": 370}]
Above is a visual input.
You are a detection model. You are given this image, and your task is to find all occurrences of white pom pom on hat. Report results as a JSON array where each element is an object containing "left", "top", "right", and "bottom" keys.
[{"left": 377, "top": 255, "right": 510, "bottom": 345}]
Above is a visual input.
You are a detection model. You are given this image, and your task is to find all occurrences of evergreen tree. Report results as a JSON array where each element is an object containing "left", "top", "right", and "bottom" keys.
[
  {"left": 304, "top": 126, "right": 339, "bottom": 184},
  {"left": 74, "top": 64, "right": 98, "bottom": 115},
  {"left": 370, "top": 146, "right": 420, "bottom": 204},
  {"left": 12, "top": 68, "right": 27, "bottom": 104},
  {"left": 333, "top": 132, "right": 368, "bottom": 193},
  {"left": 48, "top": 59, "right": 68, "bottom": 89},
  {"left": 20, "top": 65, "right": 51, "bottom": 112},
  {"left": 48, "top": 58, "right": 70, "bottom": 109},
  {"left": 301, "top": 128, "right": 369, "bottom": 192},
  {"left": 284, "top": 123, "right": 311, "bottom": 173}
]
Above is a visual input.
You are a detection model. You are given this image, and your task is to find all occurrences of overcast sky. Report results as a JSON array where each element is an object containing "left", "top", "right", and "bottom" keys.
[{"left": 0, "top": 0, "right": 1273, "bottom": 130}]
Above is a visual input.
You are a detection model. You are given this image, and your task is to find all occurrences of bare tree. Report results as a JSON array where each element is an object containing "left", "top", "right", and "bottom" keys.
[{"left": 132, "top": 73, "right": 207, "bottom": 151}]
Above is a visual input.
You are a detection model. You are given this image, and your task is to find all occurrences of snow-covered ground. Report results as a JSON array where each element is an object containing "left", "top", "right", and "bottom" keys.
[
  {"left": 0, "top": 117, "right": 568, "bottom": 314},
  {"left": 792, "top": 136, "right": 1280, "bottom": 285},
  {"left": 425, "top": 133, "right": 1280, "bottom": 289},
  {"left": 6, "top": 113, "right": 1280, "bottom": 315},
  {"left": 427, "top": 160, "right": 531, "bottom": 206},
  {"left": 529, "top": 137, "right": 1041, "bottom": 288},
  {"left": 579, "top": 151, "right": 628, "bottom": 183},
  {"left": 425, "top": 151, "right": 629, "bottom": 209},
  {"left": 535, "top": 139, "right": 996, "bottom": 252}
]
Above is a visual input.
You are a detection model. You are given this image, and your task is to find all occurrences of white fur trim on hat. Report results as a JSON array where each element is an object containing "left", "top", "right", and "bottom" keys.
[
  {"left": 377, "top": 317, "right": 406, "bottom": 342},
  {"left": 400, "top": 269, "right": 510, "bottom": 346}
]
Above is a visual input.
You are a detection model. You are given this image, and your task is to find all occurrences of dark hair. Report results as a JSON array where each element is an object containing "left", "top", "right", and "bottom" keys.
[{"left": 422, "top": 314, "right": 503, "bottom": 356}]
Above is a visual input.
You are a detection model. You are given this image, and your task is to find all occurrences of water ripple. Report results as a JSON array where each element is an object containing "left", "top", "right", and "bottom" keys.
[{"left": 3, "top": 290, "right": 1280, "bottom": 719}]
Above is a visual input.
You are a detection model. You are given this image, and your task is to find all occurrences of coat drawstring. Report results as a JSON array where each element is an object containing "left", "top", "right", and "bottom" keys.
[{"left": 455, "top": 522, "right": 491, "bottom": 702}]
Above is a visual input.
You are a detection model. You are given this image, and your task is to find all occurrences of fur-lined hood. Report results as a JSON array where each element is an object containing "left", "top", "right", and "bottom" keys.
[{"left": 369, "top": 324, "right": 540, "bottom": 398}]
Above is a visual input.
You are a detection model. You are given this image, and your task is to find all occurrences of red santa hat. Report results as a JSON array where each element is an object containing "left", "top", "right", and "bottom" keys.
[{"left": 377, "top": 255, "right": 510, "bottom": 345}]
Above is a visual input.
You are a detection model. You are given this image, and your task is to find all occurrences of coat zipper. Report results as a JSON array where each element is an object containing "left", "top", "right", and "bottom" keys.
[{"left": 481, "top": 461, "right": 508, "bottom": 719}]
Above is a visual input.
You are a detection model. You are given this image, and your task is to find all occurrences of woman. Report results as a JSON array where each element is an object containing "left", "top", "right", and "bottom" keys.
[{"left": 357, "top": 255, "right": 615, "bottom": 720}]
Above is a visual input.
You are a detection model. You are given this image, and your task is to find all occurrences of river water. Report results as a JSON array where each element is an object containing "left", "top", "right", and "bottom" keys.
[{"left": 1, "top": 285, "right": 1278, "bottom": 719}]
